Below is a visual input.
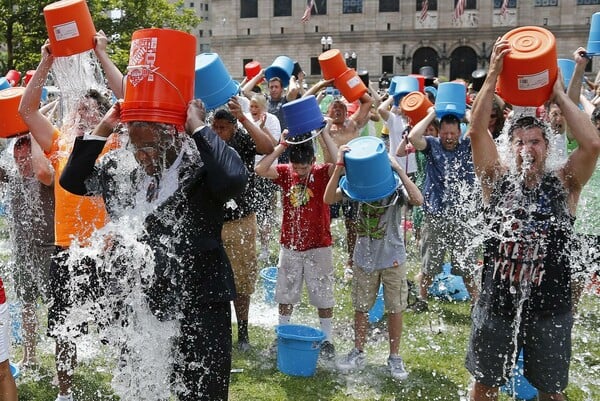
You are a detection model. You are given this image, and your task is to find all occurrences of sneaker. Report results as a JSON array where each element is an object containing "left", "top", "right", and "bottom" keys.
[
  {"left": 336, "top": 348, "right": 366, "bottom": 372},
  {"left": 320, "top": 341, "right": 336, "bottom": 361},
  {"left": 410, "top": 299, "right": 429, "bottom": 313},
  {"left": 387, "top": 355, "right": 409, "bottom": 380}
]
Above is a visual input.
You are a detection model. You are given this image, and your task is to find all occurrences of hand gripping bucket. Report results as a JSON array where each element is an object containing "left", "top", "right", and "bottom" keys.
[
  {"left": 260, "top": 266, "right": 277, "bottom": 304},
  {"left": 501, "top": 350, "right": 539, "bottom": 401},
  {"left": 586, "top": 12, "right": 600, "bottom": 56},
  {"left": 0, "top": 87, "right": 29, "bottom": 139},
  {"left": 276, "top": 324, "right": 325, "bottom": 377},
  {"left": 43, "top": 0, "right": 96, "bottom": 57},
  {"left": 368, "top": 285, "right": 384, "bottom": 323},
  {"left": 557, "top": 59, "right": 576, "bottom": 90},
  {"left": 340, "top": 136, "right": 400, "bottom": 202},
  {"left": 281, "top": 95, "right": 326, "bottom": 140},
  {"left": 194, "top": 53, "right": 240, "bottom": 111},
  {"left": 264, "top": 56, "right": 294, "bottom": 88},
  {"left": 334, "top": 68, "right": 368, "bottom": 103},
  {"left": 496, "top": 26, "right": 557, "bottom": 107},
  {"left": 435, "top": 82, "right": 466, "bottom": 119},
  {"left": 401, "top": 91, "right": 433, "bottom": 125},
  {"left": 121, "top": 28, "right": 196, "bottom": 126},
  {"left": 318, "top": 49, "right": 348, "bottom": 80}
]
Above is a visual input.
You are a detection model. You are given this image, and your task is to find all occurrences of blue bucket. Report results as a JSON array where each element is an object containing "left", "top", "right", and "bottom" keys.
[
  {"left": 281, "top": 95, "right": 326, "bottom": 138},
  {"left": 265, "top": 55, "right": 294, "bottom": 88},
  {"left": 428, "top": 263, "right": 470, "bottom": 301},
  {"left": 586, "top": 12, "right": 600, "bottom": 56},
  {"left": 194, "top": 53, "right": 240, "bottom": 111},
  {"left": 340, "top": 136, "right": 400, "bottom": 202},
  {"left": 435, "top": 82, "right": 466, "bottom": 119},
  {"left": 0, "top": 78, "right": 10, "bottom": 91},
  {"left": 276, "top": 324, "right": 325, "bottom": 377},
  {"left": 260, "top": 266, "right": 278, "bottom": 304},
  {"left": 501, "top": 350, "right": 539, "bottom": 401},
  {"left": 368, "top": 285, "right": 384, "bottom": 323},
  {"left": 389, "top": 76, "right": 419, "bottom": 106},
  {"left": 9, "top": 362, "right": 19, "bottom": 379},
  {"left": 557, "top": 58, "right": 576, "bottom": 89}
]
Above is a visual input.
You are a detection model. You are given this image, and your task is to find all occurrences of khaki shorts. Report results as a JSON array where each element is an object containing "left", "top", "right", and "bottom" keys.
[
  {"left": 222, "top": 213, "right": 259, "bottom": 295},
  {"left": 276, "top": 246, "right": 335, "bottom": 309},
  {"left": 352, "top": 264, "right": 409, "bottom": 314}
]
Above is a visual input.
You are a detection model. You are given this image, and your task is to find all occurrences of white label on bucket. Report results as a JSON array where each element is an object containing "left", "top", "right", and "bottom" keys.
[
  {"left": 346, "top": 76, "right": 362, "bottom": 88},
  {"left": 517, "top": 70, "right": 549, "bottom": 91},
  {"left": 53, "top": 21, "right": 80, "bottom": 41}
]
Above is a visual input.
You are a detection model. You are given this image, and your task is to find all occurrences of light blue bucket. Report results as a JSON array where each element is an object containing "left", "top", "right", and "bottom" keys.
[
  {"left": 586, "top": 12, "right": 600, "bottom": 56},
  {"left": 368, "top": 285, "right": 384, "bottom": 323},
  {"left": 435, "top": 82, "right": 466, "bottom": 119},
  {"left": 428, "top": 263, "right": 470, "bottom": 301},
  {"left": 340, "top": 136, "right": 400, "bottom": 202},
  {"left": 281, "top": 95, "right": 326, "bottom": 138},
  {"left": 276, "top": 324, "right": 325, "bottom": 377},
  {"left": 260, "top": 266, "right": 278, "bottom": 304},
  {"left": 389, "top": 76, "right": 419, "bottom": 106},
  {"left": 0, "top": 78, "right": 10, "bottom": 91},
  {"left": 557, "top": 58, "right": 576, "bottom": 89},
  {"left": 194, "top": 53, "right": 240, "bottom": 110},
  {"left": 501, "top": 350, "right": 539, "bottom": 401},
  {"left": 9, "top": 362, "right": 19, "bottom": 379},
  {"left": 265, "top": 55, "right": 294, "bottom": 88}
]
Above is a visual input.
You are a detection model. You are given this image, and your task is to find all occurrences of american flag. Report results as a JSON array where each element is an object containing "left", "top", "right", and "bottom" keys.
[
  {"left": 454, "top": 0, "right": 465, "bottom": 20},
  {"left": 420, "top": 0, "right": 429, "bottom": 22},
  {"left": 301, "top": 0, "right": 316, "bottom": 23},
  {"left": 500, "top": 0, "right": 509, "bottom": 16}
]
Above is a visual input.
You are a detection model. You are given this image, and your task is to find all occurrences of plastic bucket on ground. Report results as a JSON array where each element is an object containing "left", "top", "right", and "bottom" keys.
[
  {"left": 334, "top": 68, "right": 368, "bottom": 103},
  {"left": 0, "top": 87, "right": 29, "bottom": 139},
  {"left": 340, "top": 136, "right": 400, "bottom": 202},
  {"left": 121, "top": 28, "right": 196, "bottom": 126},
  {"left": 194, "top": 53, "right": 240, "bottom": 111},
  {"left": 496, "top": 26, "right": 557, "bottom": 107},
  {"left": 401, "top": 91, "right": 433, "bottom": 125},
  {"left": 265, "top": 56, "right": 294, "bottom": 88},
  {"left": 43, "top": 0, "right": 96, "bottom": 57},
  {"left": 5, "top": 70, "right": 20, "bottom": 87},
  {"left": 435, "top": 82, "right": 466, "bottom": 119},
  {"left": 368, "top": 285, "right": 384, "bottom": 323},
  {"left": 557, "top": 58, "right": 576, "bottom": 90},
  {"left": 9, "top": 362, "right": 19, "bottom": 380},
  {"left": 501, "top": 350, "right": 539, "bottom": 401},
  {"left": 586, "top": 12, "right": 600, "bottom": 56},
  {"left": 428, "top": 263, "right": 470, "bottom": 301},
  {"left": 281, "top": 95, "right": 325, "bottom": 138},
  {"left": 260, "top": 266, "right": 277, "bottom": 304},
  {"left": 318, "top": 49, "right": 348, "bottom": 80},
  {"left": 276, "top": 324, "right": 325, "bottom": 377}
]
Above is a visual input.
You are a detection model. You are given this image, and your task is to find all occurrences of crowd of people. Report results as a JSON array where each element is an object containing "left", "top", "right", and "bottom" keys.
[{"left": 0, "top": 27, "right": 598, "bottom": 401}]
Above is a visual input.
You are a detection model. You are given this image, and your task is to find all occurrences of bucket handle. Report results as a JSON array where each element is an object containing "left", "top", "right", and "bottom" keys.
[{"left": 126, "top": 65, "right": 188, "bottom": 107}]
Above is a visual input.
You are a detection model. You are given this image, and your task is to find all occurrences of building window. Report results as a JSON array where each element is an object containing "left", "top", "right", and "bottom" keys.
[
  {"left": 199, "top": 29, "right": 203, "bottom": 37},
  {"left": 415, "top": 0, "right": 437, "bottom": 11},
  {"left": 190, "top": 2, "right": 194, "bottom": 7},
  {"left": 310, "top": 57, "right": 322, "bottom": 76},
  {"left": 308, "top": 0, "right": 327, "bottom": 16},
  {"left": 274, "top": 0, "right": 292, "bottom": 16},
  {"left": 209, "top": 29, "right": 213, "bottom": 37},
  {"left": 379, "top": 0, "right": 399, "bottom": 12},
  {"left": 205, "top": 4, "right": 208, "bottom": 11},
  {"left": 382, "top": 55, "right": 394, "bottom": 75},
  {"left": 493, "top": 0, "right": 516, "bottom": 8},
  {"left": 343, "top": 0, "right": 362, "bottom": 13},
  {"left": 576, "top": 0, "right": 599, "bottom": 3},
  {"left": 455, "top": 0, "right": 477, "bottom": 10},
  {"left": 534, "top": 0, "right": 558, "bottom": 5},
  {"left": 241, "top": 0, "right": 258, "bottom": 18}
]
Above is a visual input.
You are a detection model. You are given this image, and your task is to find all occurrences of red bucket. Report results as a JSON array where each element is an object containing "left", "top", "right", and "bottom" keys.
[
  {"left": 245, "top": 61, "right": 263, "bottom": 83},
  {"left": 121, "top": 28, "right": 196, "bottom": 126},
  {"left": 0, "top": 87, "right": 29, "bottom": 138},
  {"left": 43, "top": 0, "right": 96, "bottom": 57},
  {"left": 496, "top": 26, "right": 558, "bottom": 107},
  {"left": 319, "top": 49, "right": 348, "bottom": 80},
  {"left": 334, "top": 68, "right": 367, "bottom": 103},
  {"left": 24, "top": 70, "right": 36, "bottom": 86},
  {"left": 401, "top": 91, "right": 433, "bottom": 125},
  {"left": 5, "top": 70, "right": 21, "bottom": 87}
]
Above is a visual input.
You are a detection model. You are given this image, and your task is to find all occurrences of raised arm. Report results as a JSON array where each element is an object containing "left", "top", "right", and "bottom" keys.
[
  {"left": 30, "top": 135, "right": 54, "bottom": 186},
  {"left": 241, "top": 69, "right": 265, "bottom": 99},
  {"left": 303, "top": 78, "right": 334, "bottom": 98},
  {"left": 323, "top": 145, "right": 349, "bottom": 205},
  {"left": 94, "top": 30, "right": 124, "bottom": 99},
  {"left": 468, "top": 37, "right": 509, "bottom": 193},
  {"left": 377, "top": 95, "right": 394, "bottom": 122},
  {"left": 18, "top": 40, "right": 56, "bottom": 152},
  {"left": 255, "top": 133, "right": 287, "bottom": 180},
  {"left": 389, "top": 155, "right": 423, "bottom": 206},
  {"left": 350, "top": 93, "right": 374, "bottom": 129},
  {"left": 407, "top": 106, "right": 436, "bottom": 151},
  {"left": 228, "top": 96, "right": 275, "bottom": 154}
]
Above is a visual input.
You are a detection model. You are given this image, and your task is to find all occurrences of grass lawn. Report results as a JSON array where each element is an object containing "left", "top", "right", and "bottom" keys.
[{"left": 3, "top": 212, "right": 600, "bottom": 401}]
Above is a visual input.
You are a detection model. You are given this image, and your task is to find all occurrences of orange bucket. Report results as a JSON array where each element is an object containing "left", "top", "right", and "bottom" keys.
[
  {"left": 318, "top": 49, "right": 348, "bottom": 80},
  {"left": 121, "top": 28, "right": 196, "bottom": 126},
  {"left": 0, "top": 87, "right": 29, "bottom": 138},
  {"left": 334, "top": 68, "right": 367, "bottom": 103},
  {"left": 43, "top": 0, "right": 96, "bottom": 57},
  {"left": 496, "top": 26, "right": 557, "bottom": 107},
  {"left": 400, "top": 91, "right": 433, "bottom": 125}
]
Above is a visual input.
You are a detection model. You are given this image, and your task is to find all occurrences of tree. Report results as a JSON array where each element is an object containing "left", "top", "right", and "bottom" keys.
[{"left": 1, "top": 0, "right": 200, "bottom": 76}]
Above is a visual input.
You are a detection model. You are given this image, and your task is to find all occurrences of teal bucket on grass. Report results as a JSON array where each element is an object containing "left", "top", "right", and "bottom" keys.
[
  {"left": 276, "top": 324, "right": 325, "bottom": 377},
  {"left": 435, "top": 82, "right": 466, "bottom": 119},
  {"left": 194, "top": 53, "right": 240, "bottom": 110},
  {"left": 260, "top": 266, "right": 277, "bottom": 304},
  {"left": 368, "top": 285, "right": 384, "bottom": 323},
  {"left": 501, "top": 350, "right": 539, "bottom": 401}
]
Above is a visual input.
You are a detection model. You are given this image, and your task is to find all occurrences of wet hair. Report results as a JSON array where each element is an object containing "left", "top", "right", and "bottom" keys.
[
  {"left": 289, "top": 141, "right": 315, "bottom": 164},
  {"left": 84, "top": 89, "right": 111, "bottom": 115},
  {"left": 440, "top": 114, "right": 461, "bottom": 128},
  {"left": 268, "top": 77, "right": 283, "bottom": 86},
  {"left": 213, "top": 109, "right": 237, "bottom": 124},
  {"left": 506, "top": 116, "right": 550, "bottom": 142}
]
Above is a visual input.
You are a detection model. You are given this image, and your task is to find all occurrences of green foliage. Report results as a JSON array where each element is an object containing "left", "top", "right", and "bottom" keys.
[{"left": 0, "top": 0, "right": 200, "bottom": 74}]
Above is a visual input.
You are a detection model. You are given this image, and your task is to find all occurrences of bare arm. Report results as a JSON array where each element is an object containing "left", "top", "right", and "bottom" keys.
[
  {"left": 407, "top": 107, "right": 436, "bottom": 151},
  {"left": 323, "top": 145, "right": 348, "bottom": 205},
  {"left": 18, "top": 40, "right": 56, "bottom": 152},
  {"left": 228, "top": 97, "right": 275, "bottom": 155},
  {"left": 255, "top": 133, "right": 287, "bottom": 180},
  {"left": 350, "top": 93, "right": 374, "bottom": 129},
  {"left": 286, "top": 76, "right": 300, "bottom": 101},
  {"left": 94, "top": 30, "right": 124, "bottom": 99},
  {"left": 30, "top": 135, "right": 54, "bottom": 186},
  {"left": 303, "top": 79, "right": 334, "bottom": 98},
  {"left": 241, "top": 69, "right": 264, "bottom": 99},
  {"left": 377, "top": 95, "right": 394, "bottom": 122},
  {"left": 390, "top": 155, "right": 423, "bottom": 206}
]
